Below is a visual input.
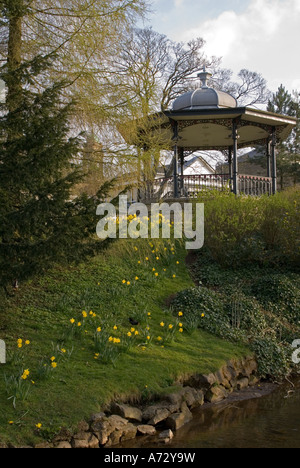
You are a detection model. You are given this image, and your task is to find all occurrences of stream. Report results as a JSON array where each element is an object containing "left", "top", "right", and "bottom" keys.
[{"left": 119, "top": 379, "right": 300, "bottom": 449}]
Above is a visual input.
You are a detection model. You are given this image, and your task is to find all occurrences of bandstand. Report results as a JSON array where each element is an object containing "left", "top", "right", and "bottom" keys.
[{"left": 134, "top": 68, "right": 297, "bottom": 200}]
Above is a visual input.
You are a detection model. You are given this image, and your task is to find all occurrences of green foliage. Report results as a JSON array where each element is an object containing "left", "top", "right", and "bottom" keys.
[
  {"left": 250, "top": 338, "right": 290, "bottom": 379},
  {"left": 0, "top": 239, "right": 248, "bottom": 446},
  {"left": 0, "top": 55, "right": 116, "bottom": 291},
  {"left": 172, "top": 254, "right": 300, "bottom": 379},
  {"left": 251, "top": 274, "right": 300, "bottom": 324},
  {"left": 198, "top": 188, "right": 300, "bottom": 269}
]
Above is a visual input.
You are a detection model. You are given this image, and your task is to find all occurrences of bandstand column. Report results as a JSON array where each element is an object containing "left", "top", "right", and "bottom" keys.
[
  {"left": 266, "top": 138, "right": 271, "bottom": 178},
  {"left": 271, "top": 127, "right": 277, "bottom": 194},
  {"left": 228, "top": 147, "right": 233, "bottom": 190},
  {"left": 179, "top": 147, "right": 185, "bottom": 196},
  {"left": 232, "top": 120, "right": 239, "bottom": 195},
  {"left": 173, "top": 121, "right": 179, "bottom": 198}
]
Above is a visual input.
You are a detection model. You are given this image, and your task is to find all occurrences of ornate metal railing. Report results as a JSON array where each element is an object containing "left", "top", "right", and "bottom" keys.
[
  {"left": 142, "top": 174, "right": 230, "bottom": 201},
  {"left": 140, "top": 173, "right": 272, "bottom": 201},
  {"left": 238, "top": 175, "right": 272, "bottom": 196}
]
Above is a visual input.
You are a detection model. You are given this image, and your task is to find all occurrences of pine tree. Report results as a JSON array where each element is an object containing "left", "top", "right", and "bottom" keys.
[
  {"left": 0, "top": 55, "right": 114, "bottom": 293},
  {"left": 267, "top": 85, "right": 300, "bottom": 189}
]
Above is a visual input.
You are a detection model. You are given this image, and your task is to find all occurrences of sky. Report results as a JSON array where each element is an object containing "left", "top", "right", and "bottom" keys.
[{"left": 145, "top": 0, "right": 300, "bottom": 93}]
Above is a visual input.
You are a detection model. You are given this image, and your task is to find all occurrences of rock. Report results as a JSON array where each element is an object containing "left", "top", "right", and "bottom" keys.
[
  {"left": 159, "top": 429, "right": 174, "bottom": 443},
  {"left": 105, "top": 430, "right": 123, "bottom": 447},
  {"left": 76, "top": 420, "right": 90, "bottom": 433},
  {"left": 182, "top": 387, "right": 204, "bottom": 409},
  {"left": 165, "top": 402, "right": 193, "bottom": 431},
  {"left": 205, "top": 385, "right": 228, "bottom": 403},
  {"left": 137, "top": 425, "right": 157, "bottom": 436},
  {"left": 164, "top": 391, "right": 184, "bottom": 410},
  {"left": 105, "top": 423, "right": 137, "bottom": 447},
  {"left": 148, "top": 408, "right": 171, "bottom": 426},
  {"left": 249, "top": 375, "right": 260, "bottom": 386},
  {"left": 55, "top": 441, "right": 72, "bottom": 449},
  {"left": 88, "top": 434, "right": 100, "bottom": 449},
  {"left": 237, "top": 377, "right": 249, "bottom": 390},
  {"left": 185, "top": 372, "right": 216, "bottom": 389},
  {"left": 72, "top": 431, "right": 98, "bottom": 449},
  {"left": 72, "top": 437, "right": 90, "bottom": 449},
  {"left": 111, "top": 403, "right": 143, "bottom": 423},
  {"left": 52, "top": 427, "right": 72, "bottom": 444},
  {"left": 90, "top": 412, "right": 106, "bottom": 423},
  {"left": 34, "top": 442, "right": 53, "bottom": 449},
  {"left": 121, "top": 423, "right": 138, "bottom": 442},
  {"left": 91, "top": 414, "right": 128, "bottom": 446},
  {"left": 222, "top": 361, "right": 239, "bottom": 387},
  {"left": 243, "top": 357, "right": 258, "bottom": 377}
]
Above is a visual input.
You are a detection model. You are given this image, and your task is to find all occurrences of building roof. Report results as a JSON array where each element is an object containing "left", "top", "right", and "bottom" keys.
[{"left": 173, "top": 68, "right": 237, "bottom": 111}]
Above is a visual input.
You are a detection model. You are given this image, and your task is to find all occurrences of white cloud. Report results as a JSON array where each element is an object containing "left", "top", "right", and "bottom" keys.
[{"left": 181, "top": 0, "right": 300, "bottom": 92}]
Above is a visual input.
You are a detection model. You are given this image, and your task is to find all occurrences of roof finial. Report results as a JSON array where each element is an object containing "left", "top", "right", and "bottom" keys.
[{"left": 197, "top": 65, "right": 212, "bottom": 89}]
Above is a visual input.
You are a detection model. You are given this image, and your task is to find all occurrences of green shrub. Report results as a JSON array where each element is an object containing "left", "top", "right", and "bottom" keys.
[
  {"left": 198, "top": 187, "right": 300, "bottom": 269},
  {"left": 251, "top": 274, "right": 300, "bottom": 324},
  {"left": 202, "top": 192, "right": 263, "bottom": 268},
  {"left": 259, "top": 187, "right": 300, "bottom": 268},
  {"left": 250, "top": 337, "right": 290, "bottom": 379}
]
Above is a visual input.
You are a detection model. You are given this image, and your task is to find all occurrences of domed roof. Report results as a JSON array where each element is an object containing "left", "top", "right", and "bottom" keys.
[{"left": 172, "top": 68, "right": 237, "bottom": 111}]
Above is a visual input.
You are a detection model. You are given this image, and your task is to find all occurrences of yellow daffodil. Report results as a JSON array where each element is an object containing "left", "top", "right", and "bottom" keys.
[
  {"left": 178, "top": 311, "right": 183, "bottom": 317},
  {"left": 51, "top": 362, "right": 57, "bottom": 369},
  {"left": 36, "top": 423, "right": 42, "bottom": 429},
  {"left": 168, "top": 324, "right": 173, "bottom": 329},
  {"left": 82, "top": 310, "right": 87, "bottom": 318},
  {"left": 160, "top": 322, "right": 165, "bottom": 327},
  {"left": 70, "top": 318, "right": 75, "bottom": 324}
]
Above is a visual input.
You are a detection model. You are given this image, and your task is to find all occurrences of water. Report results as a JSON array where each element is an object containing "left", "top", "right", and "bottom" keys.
[{"left": 120, "top": 379, "right": 300, "bottom": 449}]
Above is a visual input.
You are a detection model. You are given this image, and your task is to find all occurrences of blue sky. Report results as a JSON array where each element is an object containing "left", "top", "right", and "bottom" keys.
[
  {"left": 143, "top": 0, "right": 300, "bottom": 93},
  {"left": 148, "top": 0, "right": 251, "bottom": 36}
]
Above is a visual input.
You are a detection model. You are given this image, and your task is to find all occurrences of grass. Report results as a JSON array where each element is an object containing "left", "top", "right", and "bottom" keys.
[{"left": 0, "top": 237, "right": 248, "bottom": 447}]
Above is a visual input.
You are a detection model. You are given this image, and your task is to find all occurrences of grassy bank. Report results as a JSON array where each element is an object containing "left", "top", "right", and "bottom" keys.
[{"left": 0, "top": 238, "right": 248, "bottom": 447}]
